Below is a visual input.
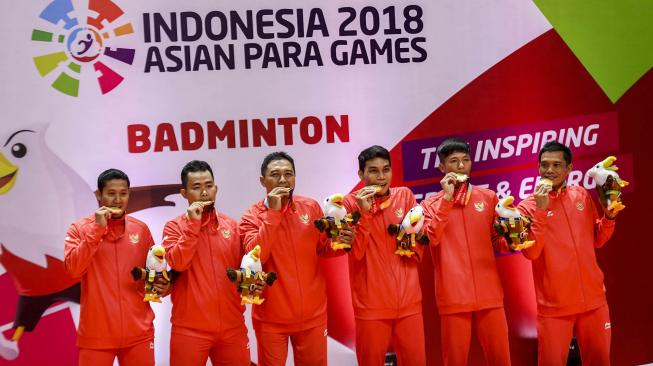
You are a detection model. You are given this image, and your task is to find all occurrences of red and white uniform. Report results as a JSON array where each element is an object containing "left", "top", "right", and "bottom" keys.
[
  {"left": 163, "top": 210, "right": 250, "bottom": 366},
  {"left": 64, "top": 215, "right": 155, "bottom": 366},
  {"left": 343, "top": 187, "right": 426, "bottom": 366},
  {"left": 239, "top": 195, "right": 342, "bottom": 366},
  {"left": 518, "top": 185, "right": 615, "bottom": 365},
  {"left": 421, "top": 187, "right": 511, "bottom": 366}
]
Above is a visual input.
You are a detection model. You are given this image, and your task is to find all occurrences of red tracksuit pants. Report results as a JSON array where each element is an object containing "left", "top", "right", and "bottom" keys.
[
  {"left": 256, "top": 324, "right": 327, "bottom": 366},
  {"left": 355, "top": 312, "right": 426, "bottom": 366},
  {"left": 169, "top": 326, "right": 250, "bottom": 366},
  {"left": 537, "top": 304, "right": 611, "bottom": 366},
  {"left": 78, "top": 338, "right": 154, "bottom": 366},
  {"left": 440, "top": 307, "right": 511, "bottom": 366}
]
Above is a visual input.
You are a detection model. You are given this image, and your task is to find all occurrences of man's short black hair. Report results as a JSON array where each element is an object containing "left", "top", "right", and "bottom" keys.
[
  {"left": 437, "top": 138, "right": 471, "bottom": 161},
  {"left": 358, "top": 145, "right": 391, "bottom": 171},
  {"left": 181, "top": 160, "right": 214, "bottom": 188},
  {"left": 261, "top": 152, "right": 295, "bottom": 176},
  {"left": 97, "top": 169, "right": 130, "bottom": 192},
  {"left": 538, "top": 141, "right": 572, "bottom": 165}
]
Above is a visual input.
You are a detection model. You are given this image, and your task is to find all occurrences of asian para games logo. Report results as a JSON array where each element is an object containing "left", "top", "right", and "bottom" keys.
[{"left": 31, "top": 0, "right": 135, "bottom": 97}]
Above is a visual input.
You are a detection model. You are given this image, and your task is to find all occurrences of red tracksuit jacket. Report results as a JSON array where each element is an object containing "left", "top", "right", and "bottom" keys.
[
  {"left": 239, "top": 195, "right": 341, "bottom": 333},
  {"left": 64, "top": 215, "right": 154, "bottom": 349},
  {"left": 343, "top": 187, "right": 423, "bottom": 320},
  {"left": 517, "top": 185, "right": 615, "bottom": 317},
  {"left": 421, "top": 187, "right": 508, "bottom": 314},
  {"left": 162, "top": 211, "right": 245, "bottom": 336}
]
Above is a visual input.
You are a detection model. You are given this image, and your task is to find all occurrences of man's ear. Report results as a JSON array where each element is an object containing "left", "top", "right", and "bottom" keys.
[
  {"left": 438, "top": 163, "right": 446, "bottom": 174},
  {"left": 180, "top": 188, "right": 187, "bottom": 199},
  {"left": 94, "top": 189, "right": 101, "bottom": 202},
  {"left": 358, "top": 170, "right": 364, "bottom": 180},
  {"left": 259, "top": 176, "right": 265, "bottom": 187}
]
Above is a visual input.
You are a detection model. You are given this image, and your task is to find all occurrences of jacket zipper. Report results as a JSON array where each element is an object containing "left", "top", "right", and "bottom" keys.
[
  {"left": 114, "top": 237, "right": 124, "bottom": 347},
  {"left": 382, "top": 207, "right": 402, "bottom": 314},
  {"left": 288, "top": 215, "right": 304, "bottom": 326},
  {"left": 207, "top": 228, "right": 222, "bottom": 331},
  {"left": 560, "top": 196, "right": 586, "bottom": 306},
  {"left": 461, "top": 207, "right": 478, "bottom": 305}
]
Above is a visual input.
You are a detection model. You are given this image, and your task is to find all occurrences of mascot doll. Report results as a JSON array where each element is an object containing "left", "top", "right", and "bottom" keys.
[
  {"left": 226, "top": 245, "right": 277, "bottom": 305},
  {"left": 314, "top": 193, "right": 361, "bottom": 251},
  {"left": 387, "top": 205, "right": 429, "bottom": 257},
  {"left": 131, "top": 244, "right": 171, "bottom": 303},
  {"left": 494, "top": 196, "right": 535, "bottom": 252},
  {"left": 587, "top": 156, "right": 629, "bottom": 213}
]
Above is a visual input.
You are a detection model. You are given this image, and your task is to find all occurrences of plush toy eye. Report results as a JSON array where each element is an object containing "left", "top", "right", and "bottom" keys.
[{"left": 11, "top": 143, "right": 27, "bottom": 158}]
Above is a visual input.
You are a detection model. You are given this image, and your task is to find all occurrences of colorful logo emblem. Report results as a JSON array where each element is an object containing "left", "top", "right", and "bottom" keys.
[
  {"left": 299, "top": 213, "right": 309, "bottom": 225},
  {"left": 474, "top": 202, "right": 485, "bottom": 212},
  {"left": 129, "top": 233, "right": 139, "bottom": 244},
  {"left": 31, "top": 0, "right": 135, "bottom": 96}
]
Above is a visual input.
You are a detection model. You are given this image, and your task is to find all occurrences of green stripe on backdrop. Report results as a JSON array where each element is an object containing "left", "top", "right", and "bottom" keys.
[{"left": 534, "top": 0, "right": 653, "bottom": 102}]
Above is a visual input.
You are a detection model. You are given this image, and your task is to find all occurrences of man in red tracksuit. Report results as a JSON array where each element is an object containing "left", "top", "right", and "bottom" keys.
[
  {"left": 239, "top": 151, "right": 354, "bottom": 366},
  {"left": 518, "top": 141, "right": 618, "bottom": 365},
  {"left": 162, "top": 160, "right": 250, "bottom": 366},
  {"left": 421, "top": 138, "right": 511, "bottom": 366},
  {"left": 343, "top": 145, "right": 426, "bottom": 366},
  {"left": 64, "top": 169, "right": 168, "bottom": 366}
]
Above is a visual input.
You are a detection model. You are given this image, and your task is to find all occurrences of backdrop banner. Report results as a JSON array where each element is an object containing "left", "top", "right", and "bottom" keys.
[{"left": 1, "top": 1, "right": 651, "bottom": 365}]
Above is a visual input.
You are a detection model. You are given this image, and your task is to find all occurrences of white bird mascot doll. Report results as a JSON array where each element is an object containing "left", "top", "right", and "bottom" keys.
[
  {"left": 494, "top": 196, "right": 535, "bottom": 251},
  {"left": 314, "top": 193, "right": 361, "bottom": 251},
  {"left": 226, "top": 245, "right": 277, "bottom": 305},
  {"left": 387, "top": 205, "right": 429, "bottom": 257},
  {"left": 131, "top": 244, "right": 170, "bottom": 303},
  {"left": 587, "top": 156, "right": 629, "bottom": 213}
]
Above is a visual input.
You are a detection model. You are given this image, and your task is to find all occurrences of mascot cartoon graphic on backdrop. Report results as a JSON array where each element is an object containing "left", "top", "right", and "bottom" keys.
[{"left": 0, "top": 124, "right": 179, "bottom": 362}]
